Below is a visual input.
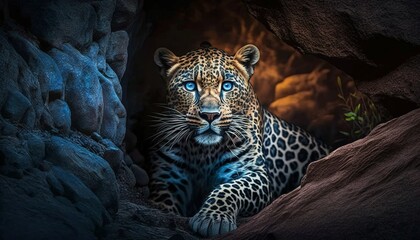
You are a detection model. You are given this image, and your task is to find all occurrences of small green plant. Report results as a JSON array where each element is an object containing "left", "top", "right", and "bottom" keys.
[{"left": 337, "top": 77, "right": 383, "bottom": 140}]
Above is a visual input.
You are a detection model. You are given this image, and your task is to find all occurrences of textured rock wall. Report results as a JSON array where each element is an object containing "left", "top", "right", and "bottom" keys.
[
  {"left": 2, "top": 0, "right": 132, "bottom": 144},
  {"left": 222, "top": 108, "right": 420, "bottom": 240},
  {"left": 244, "top": 0, "right": 420, "bottom": 117},
  {"left": 0, "top": 0, "right": 141, "bottom": 239}
]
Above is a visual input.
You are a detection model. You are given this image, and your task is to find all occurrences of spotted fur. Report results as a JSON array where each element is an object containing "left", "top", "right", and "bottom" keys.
[{"left": 149, "top": 43, "right": 329, "bottom": 237}]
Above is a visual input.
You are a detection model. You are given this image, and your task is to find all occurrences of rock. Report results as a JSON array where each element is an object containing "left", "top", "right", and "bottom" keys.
[
  {"left": 103, "top": 201, "right": 198, "bottom": 240},
  {"left": 0, "top": 136, "right": 34, "bottom": 171},
  {"left": 48, "top": 99, "right": 71, "bottom": 133},
  {"left": 0, "top": 34, "right": 43, "bottom": 128},
  {"left": 99, "top": 70, "right": 126, "bottom": 145},
  {"left": 244, "top": 0, "right": 420, "bottom": 116},
  {"left": 52, "top": 167, "right": 108, "bottom": 227},
  {"left": 7, "top": 31, "right": 63, "bottom": 102},
  {"left": 124, "top": 154, "right": 133, "bottom": 167},
  {"left": 129, "top": 148, "right": 145, "bottom": 166},
  {"left": 0, "top": 117, "right": 18, "bottom": 137},
  {"left": 112, "top": 0, "right": 139, "bottom": 30},
  {"left": 100, "top": 138, "right": 124, "bottom": 171},
  {"left": 49, "top": 44, "right": 104, "bottom": 134},
  {"left": 91, "top": 132, "right": 103, "bottom": 142},
  {"left": 12, "top": 0, "right": 96, "bottom": 48},
  {"left": 223, "top": 109, "right": 420, "bottom": 240},
  {"left": 121, "top": 164, "right": 136, "bottom": 187},
  {"left": 106, "top": 31, "right": 129, "bottom": 79},
  {"left": 357, "top": 54, "right": 420, "bottom": 117},
  {"left": 40, "top": 107, "right": 55, "bottom": 130},
  {"left": 131, "top": 164, "right": 149, "bottom": 187},
  {"left": 83, "top": 42, "right": 107, "bottom": 74},
  {"left": 38, "top": 160, "right": 53, "bottom": 172},
  {"left": 269, "top": 68, "right": 348, "bottom": 143},
  {"left": 0, "top": 166, "right": 105, "bottom": 240},
  {"left": 46, "top": 136, "right": 119, "bottom": 213},
  {"left": 91, "top": 0, "right": 115, "bottom": 40},
  {"left": 1, "top": 89, "right": 33, "bottom": 125},
  {"left": 20, "top": 132, "right": 45, "bottom": 163}
]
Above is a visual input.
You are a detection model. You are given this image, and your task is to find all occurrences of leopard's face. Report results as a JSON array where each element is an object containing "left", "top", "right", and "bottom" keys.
[{"left": 154, "top": 44, "right": 260, "bottom": 146}]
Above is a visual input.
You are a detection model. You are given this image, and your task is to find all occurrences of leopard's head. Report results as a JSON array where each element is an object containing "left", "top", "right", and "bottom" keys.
[{"left": 154, "top": 43, "right": 260, "bottom": 146}]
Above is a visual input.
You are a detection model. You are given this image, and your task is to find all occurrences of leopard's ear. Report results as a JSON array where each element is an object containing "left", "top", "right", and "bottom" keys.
[
  {"left": 154, "top": 48, "right": 180, "bottom": 78},
  {"left": 233, "top": 44, "right": 260, "bottom": 79}
]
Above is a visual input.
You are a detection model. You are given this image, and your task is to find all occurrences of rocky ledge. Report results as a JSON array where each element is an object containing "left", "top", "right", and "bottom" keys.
[{"left": 221, "top": 108, "right": 420, "bottom": 240}]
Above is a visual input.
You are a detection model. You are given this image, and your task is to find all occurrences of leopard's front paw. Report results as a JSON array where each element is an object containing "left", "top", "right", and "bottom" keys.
[{"left": 189, "top": 211, "right": 237, "bottom": 237}]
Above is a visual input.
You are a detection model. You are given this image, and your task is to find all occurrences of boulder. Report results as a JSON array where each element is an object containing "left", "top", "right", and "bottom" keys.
[
  {"left": 244, "top": 0, "right": 420, "bottom": 116},
  {"left": 0, "top": 166, "right": 106, "bottom": 240},
  {"left": 48, "top": 99, "right": 71, "bottom": 133},
  {"left": 0, "top": 136, "right": 34, "bottom": 178},
  {"left": 0, "top": 33, "right": 43, "bottom": 127},
  {"left": 100, "top": 138, "right": 124, "bottom": 171},
  {"left": 130, "top": 164, "right": 149, "bottom": 187},
  {"left": 99, "top": 69, "right": 126, "bottom": 145},
  {"left": 11, "top": 0, "right": 96, "bottom": 48},
  {"left": 103, "top": 201, "right": 198, "bottom": 240},
  {"left": 45, "top": 136, "right": 119, "bottom": 213},
  {"left": 112, "top": 0, "right": 139, "bottom": 30},
  {"left": 7, "top": 31, "right": 63, "bottom": 103},
  {"left": 49, "top": 44, "right": 104, "bottom": 134},
  {"left": 222, "top": 108, "right": 420, "bottom": 240},
  {"left": 106, "top": 30, "right": 129, "bottom": 79},
  {"left": 1, "top": 89, "right": 34, "bottom": 126},
  {"left": 20, "top": 132, "right": 46, "bottom": 163}
]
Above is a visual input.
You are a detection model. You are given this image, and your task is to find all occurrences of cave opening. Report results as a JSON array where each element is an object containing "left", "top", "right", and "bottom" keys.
[{"left": 124, "top": 0, "right": 357, "bottom": 159}]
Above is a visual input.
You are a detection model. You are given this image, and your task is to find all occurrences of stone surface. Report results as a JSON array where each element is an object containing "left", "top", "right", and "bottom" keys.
[
  {"left": 244, "top": 0, "right": 420, "bottom": 116},
  {"left": 101, "top": 138, "right": 124, "bottom": 171},
  {"left": 12, "top": 0, "right": 96, "bottom": 48},
  {"left": 48, "top": 99, "right": 71, "bottom": 133},
  {"left": 222, "top": 109, "right": 420, "bottom": 240},
  {"left": 0, "top": 33, "right": 43, "bottom": 127},
  {"left": 0, "top": 166, "right": 107, "bottom": 240},
  {"left": 99, "top": 71, "right": 127, "bottom": 145},
  {"left": 124, "top": 154, "right": 133, "bottom": 167},
  {"left": 112, "top": 0, "right": 139, "bottom": 30},
  {"left": 49, "top": 44, "right": 104, "bottom": 134},
  {"left": 46, "top": 136, "right": 119, "bottom": 213},
  {"left": 106, "top": 30, "right": 129, "bottom": 79},
  {"left": 20, "top": 132, "right": 46, "bottom": 163},
  {"left": 1, "top": 89, "right": 33, "bottom": 125},
  {"left": 131, "top": 164, "right": 149, "bottom": 187},
  {"left": 7, "top": 31, "right": 63, "bottom": 103},
  {"left": 103, "top": 201, "right": 197, "bottom": 240},
  {"left": 129, "top": 148, "right": 145, "bottom": 166}
]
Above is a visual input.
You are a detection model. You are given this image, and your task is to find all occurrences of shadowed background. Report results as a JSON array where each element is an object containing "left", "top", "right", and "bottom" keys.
[{"left": 124, "top": 0, "right": 356, "bottom": 151}]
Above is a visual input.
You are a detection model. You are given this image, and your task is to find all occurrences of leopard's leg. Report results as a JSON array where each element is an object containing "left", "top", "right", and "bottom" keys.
[
  {"left": 189, "top": 159, "right": 271, "bottom": 237},
  {"left": 149, "top": 154, "right": 191, "bottom": 216}
]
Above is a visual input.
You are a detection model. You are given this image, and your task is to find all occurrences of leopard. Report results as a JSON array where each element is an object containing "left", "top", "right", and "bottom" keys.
[{"left": 149, "top": 42, "right": 329, "bottom": 237}]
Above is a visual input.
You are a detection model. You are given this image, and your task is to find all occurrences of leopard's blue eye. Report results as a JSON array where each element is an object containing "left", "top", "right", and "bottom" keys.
[
  {"left": 184, "top": 81, "right": 196, "bottom": 91},
  {"left": 222, "top": 81, "right": 233, "bottom": 91}
]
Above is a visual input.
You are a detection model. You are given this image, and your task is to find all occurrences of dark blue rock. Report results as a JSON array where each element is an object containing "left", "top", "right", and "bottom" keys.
[
  {"left": 49, "top": 44, "right": 104, "bottom": 135},
  {"left": 48, "top": 99, "right": 71, "bottom": 133}
]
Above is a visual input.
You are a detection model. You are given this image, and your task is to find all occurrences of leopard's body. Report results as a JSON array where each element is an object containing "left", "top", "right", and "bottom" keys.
[{"left": 149, "top": 43, "right": 329, "bottom": 237}]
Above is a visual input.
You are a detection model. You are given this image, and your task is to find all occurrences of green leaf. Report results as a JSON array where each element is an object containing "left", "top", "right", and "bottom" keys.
[
  {"left": 345, "top": 117, "right": 353, "bottom": 121},
  {"left": 339, "top": 131, "right": 350, "bottom": 136},
  {"left": 355, "top": 103, "right": 361, "bottom": 114},
  {"left": 344, "top": 112, "right": 354, "bottom": 117},
  {"left": 337, "top": 76, "right": 342, "bottom": 88}
]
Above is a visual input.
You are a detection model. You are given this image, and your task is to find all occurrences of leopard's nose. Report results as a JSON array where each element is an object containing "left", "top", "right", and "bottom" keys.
[{"left": 199, "top": 111, "right": 221, "bottom": 123}]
